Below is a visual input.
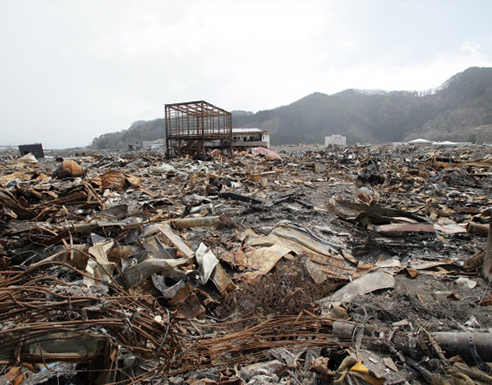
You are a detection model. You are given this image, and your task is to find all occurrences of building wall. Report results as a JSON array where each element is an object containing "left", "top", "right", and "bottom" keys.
[
  {"left": 231, "top": 131, "right": 270, "bottom": 148},
  {"left": 142, "top": 139, "right": 166, "bottom": 150},
  {"left": 325, "top": 135, "right": 346, "bottom": 146},
  {"left": 232, "top": 133, "right": 262, "bottom": 141}
]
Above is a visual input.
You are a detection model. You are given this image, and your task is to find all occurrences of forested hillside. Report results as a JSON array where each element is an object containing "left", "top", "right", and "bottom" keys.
[
  {"left": 91, "top": 119, "right": 166, "bottom": 150},
  {"left": 234, "top": 67, "right": 492, "bottom": 145},
  {"left": 91, "top": 67, "right": 492, "bottom": 149}
]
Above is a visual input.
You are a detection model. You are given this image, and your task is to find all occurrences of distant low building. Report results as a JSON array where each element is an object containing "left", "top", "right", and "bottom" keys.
[
  {"left": 142, "top": 139, "right": 166, "bottom": 150},
  {"left": 231, "top": 128, "right": 271, "bottom": 149},
  {"left": 204, "top": 128, "right": 271, "bottom": 151},
  {"left": 325, "top": 135, "right": 346, "bottom": 146}
]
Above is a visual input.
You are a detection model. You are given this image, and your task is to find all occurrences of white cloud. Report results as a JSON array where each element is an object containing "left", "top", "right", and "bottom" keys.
[{"left": 461, "top": 41, "right": 481, "bottom": 55}]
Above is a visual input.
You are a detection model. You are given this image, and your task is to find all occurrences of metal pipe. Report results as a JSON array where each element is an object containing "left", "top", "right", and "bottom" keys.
[{"left": 170, "top": 216, "right": 220, "bottom": 229}]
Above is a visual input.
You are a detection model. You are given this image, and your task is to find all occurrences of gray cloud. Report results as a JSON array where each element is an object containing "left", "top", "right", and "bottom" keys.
[{"left": 1, "top": 1, "right": 492, "bottom": 148}]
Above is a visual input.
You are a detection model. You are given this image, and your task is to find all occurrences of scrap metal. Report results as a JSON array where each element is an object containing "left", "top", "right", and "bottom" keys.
[{"left": 1, "top": 144, "right": 492, "bottom": 384}]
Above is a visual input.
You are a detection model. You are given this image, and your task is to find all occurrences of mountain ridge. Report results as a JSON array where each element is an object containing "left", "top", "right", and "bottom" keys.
[{"left": 91, "top": 67, "right": 492, "bottom": 149}]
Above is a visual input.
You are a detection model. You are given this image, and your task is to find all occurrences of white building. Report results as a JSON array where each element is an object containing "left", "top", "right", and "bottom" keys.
[
  {"left": 231, "top": 128, "right": 271, "bottom": 149},
  {"left": 142, "top": 139, "right": 166, "bottom": 150},
  {"left": 325, "top": 135, "right": 346, "bottom": 146}
]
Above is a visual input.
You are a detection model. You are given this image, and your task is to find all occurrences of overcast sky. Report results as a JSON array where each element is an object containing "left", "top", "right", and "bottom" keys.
[{"left": 1, "top": 1, "right": 492, "bottom": 148}]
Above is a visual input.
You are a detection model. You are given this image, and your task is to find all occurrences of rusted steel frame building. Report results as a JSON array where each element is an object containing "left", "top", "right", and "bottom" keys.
[{"left": 165, "top": 101, "right": 233, "bottom": 158}]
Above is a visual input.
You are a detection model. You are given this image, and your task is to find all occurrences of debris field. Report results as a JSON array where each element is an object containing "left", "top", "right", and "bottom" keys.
[{"left": 1, "top": 143, "right": 492, "bottom": 385}]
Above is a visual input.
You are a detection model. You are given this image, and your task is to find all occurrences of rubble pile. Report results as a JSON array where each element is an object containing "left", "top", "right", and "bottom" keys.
[{"left": 0, "top": 144, "right": 492, "bottom": 384}]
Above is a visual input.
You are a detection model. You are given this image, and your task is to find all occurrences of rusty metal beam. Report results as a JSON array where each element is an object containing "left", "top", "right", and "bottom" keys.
[{"left": 165, "top": 100, "right": 233, "bottom": 158}]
